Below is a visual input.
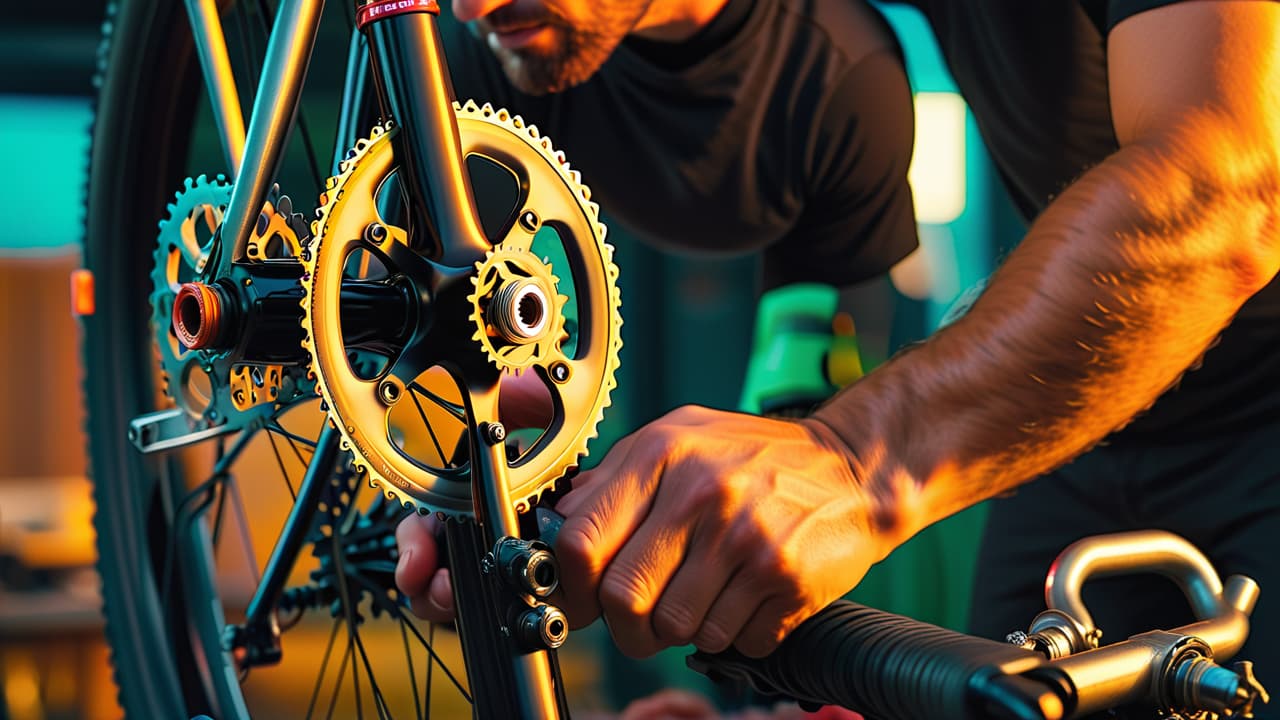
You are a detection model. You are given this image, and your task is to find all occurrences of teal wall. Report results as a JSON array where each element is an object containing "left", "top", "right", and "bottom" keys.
[{"left": 0, "top": 96, "right": 92, "bottom": 253}]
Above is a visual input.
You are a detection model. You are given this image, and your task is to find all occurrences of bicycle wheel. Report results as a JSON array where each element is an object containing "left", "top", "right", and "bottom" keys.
[{"left": 83, "top": 2, "right": 481, "bottom": 717}]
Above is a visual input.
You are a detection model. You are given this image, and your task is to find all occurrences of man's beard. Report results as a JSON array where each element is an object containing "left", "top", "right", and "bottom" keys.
[
  {"left": 493, "top": 26, "right": 614, "bottom": 94},
  {"left": 481, "top": 1, "right": 653, "bottom": 95}
]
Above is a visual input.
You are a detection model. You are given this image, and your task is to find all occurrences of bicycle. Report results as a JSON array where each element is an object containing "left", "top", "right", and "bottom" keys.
[{"left": 78, "top": 1, "right": 1269, "bottom": 718}]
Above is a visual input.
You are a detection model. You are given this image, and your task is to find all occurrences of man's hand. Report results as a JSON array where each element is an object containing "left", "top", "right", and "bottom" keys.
[
  {"left": 395, "top": 405, "right": 887, "bottom": 659},
  {"left": 395, "top": 513, "right": 455, "bottom": 622},
  {"left": 552, "top": 405, "right": 888, "bottom": 659}
]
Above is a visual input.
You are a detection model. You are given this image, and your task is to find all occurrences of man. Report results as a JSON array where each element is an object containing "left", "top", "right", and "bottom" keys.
[
  {"left": 890, "top": 2, "right": 1280, "bottom": 682},
  {"left": 400, "top": 0, "right": 920, "bottom": 612},
  {"left": 400, "top": 0, "right": 1280, "bottom": 711}
]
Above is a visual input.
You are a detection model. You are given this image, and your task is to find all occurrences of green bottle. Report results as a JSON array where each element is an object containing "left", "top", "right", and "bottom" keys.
[{"left": 738, "top": 283, "right": 862, "bottom": 415}]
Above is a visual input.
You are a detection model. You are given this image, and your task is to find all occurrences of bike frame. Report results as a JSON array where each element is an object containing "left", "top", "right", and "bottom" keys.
[
  {"left": 183, "top": 1, "right": 568, "bottom": 717},
  {"left": 149, "top": 3, "right": 1268, "bottom": 719}
]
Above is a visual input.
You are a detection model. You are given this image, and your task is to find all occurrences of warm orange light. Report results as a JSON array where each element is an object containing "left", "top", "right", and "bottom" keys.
[{"left": 70, "top": 268, "right": 94, "bottom": 316}]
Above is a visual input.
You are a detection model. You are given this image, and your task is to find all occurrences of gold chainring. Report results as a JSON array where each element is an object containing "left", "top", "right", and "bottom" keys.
[{"left": 300, "top": 101, "right": 622, "bottom": 516}]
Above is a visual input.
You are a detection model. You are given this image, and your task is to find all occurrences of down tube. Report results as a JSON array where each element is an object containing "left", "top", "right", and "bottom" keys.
[
  {"left": 361, "top": 2, "right": 490, "bottom": 269},
  {"left": 360, "top": 4, "right": 569, "bottom": 719}
]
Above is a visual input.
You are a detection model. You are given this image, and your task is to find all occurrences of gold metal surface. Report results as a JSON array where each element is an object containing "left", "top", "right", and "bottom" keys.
[
  {"left": 1046, "top": 530, "right": 1227, "bottom": 633},
  {"left": 229, "top": 364, "right": 284, "bottom": 412},
  {"left": 301, "top": 102, "right": 622, "bottom": 516},
  {"left": 468, "top": 247, "right": 567, "bottom": 371}
]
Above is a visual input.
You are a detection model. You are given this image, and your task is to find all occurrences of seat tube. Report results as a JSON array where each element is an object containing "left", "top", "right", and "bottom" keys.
[
  {"left": 218, "top": 0, "right": 325, "bottom": 276},
  {"left": 359, "top": 0, "right": 491, "bottom": 269}
]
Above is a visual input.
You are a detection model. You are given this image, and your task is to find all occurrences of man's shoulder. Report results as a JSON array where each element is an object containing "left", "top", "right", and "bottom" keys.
[{"left": 774, "top": 0, "right": 904, "bottom": 66}]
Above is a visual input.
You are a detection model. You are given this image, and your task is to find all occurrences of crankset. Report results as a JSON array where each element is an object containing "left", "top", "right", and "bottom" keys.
[{"left": 300, "top": 101, "right": 623, "bottom": 518}]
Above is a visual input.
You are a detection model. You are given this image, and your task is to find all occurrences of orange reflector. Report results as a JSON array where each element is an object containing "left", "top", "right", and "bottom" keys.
[{"left": 71, "top": 269, "right": 95, "bottom": 316}]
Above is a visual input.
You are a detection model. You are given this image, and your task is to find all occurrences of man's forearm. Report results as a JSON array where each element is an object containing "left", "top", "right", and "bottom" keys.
[{"left": 811, "top": 133, "right": 1280, "bottom": 551}]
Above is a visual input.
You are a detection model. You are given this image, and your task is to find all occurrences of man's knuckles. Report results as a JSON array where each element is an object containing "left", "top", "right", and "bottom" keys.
[{"left": 652, "top": 597, "right": 701, "bottom": 646}]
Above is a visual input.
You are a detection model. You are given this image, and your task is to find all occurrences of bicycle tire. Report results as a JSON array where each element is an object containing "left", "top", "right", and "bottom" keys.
[{"left": 84, "top": 2, "right": 223, "bottom": 716}]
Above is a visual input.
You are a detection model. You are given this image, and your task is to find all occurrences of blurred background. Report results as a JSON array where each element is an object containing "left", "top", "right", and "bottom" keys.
[{"left": 0, "top": 1, "right": 1025, "bottom": 719}]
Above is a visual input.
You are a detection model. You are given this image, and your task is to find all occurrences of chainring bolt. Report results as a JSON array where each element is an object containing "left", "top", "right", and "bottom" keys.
[
  {"left": 484, "top": 422, "right": 507, "bottom": 445},
  {"left": 365, "top": 222, "right": 388, "bottom": 244},
  {"left": 378, "top": 380, "right": 402, "bottom": 405},
  {"left": 518, "top": 210, "right": 540, "bottom": 233},
  {"left": 550, "top": 362, "right": 570, "bottom": 383}
]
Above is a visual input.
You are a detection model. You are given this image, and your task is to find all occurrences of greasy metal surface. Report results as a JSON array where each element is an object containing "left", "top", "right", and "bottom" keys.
[
  {"left": 149, "top": 177, "right": 312, "bottom": 451},
  {"left": 1044, "top": 530, "right": 1258, "bottom": 715}
]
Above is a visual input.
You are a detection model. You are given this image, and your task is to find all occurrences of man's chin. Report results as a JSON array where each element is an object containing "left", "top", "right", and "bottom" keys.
[{"left": 500, "top": 59, "right": 591, "bottom": 96}]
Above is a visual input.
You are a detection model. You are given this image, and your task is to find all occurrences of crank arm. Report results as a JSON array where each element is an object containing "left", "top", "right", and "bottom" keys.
[{"left": 128, "top": 408, "right": 239, "bottom": 454}]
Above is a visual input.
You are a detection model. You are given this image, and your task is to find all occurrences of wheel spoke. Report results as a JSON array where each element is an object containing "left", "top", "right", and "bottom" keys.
[
  {"left": 306, "top": 618, "right": 344, "bottom": 720},
  {"left": 227, "top": 476, "right": 262, "bottom": 585},
  {"left": 268, "top": 420, "right": 320, "bottom": 450},
  {"left": 349, "top": 634, "right": 362, "bottom": 720},
  {"left": 210, "top": 475, "right": 231, "bottom": 548},
  {"left": 425, "top": 623, "right": 435, "bottom": 718},
  {"left": 351, "top": 625, "right": 393, "bottom": 719},
  {"left": 408, "top": 382, "right": 467, "bottom": 422},
  {"left": 329, "top": 490, "right": 366, "bottom": 717},
  {"left": 400, "top": 619, "right": 423, "bottom": 720},
  {"left": 406, "top": 384, "right": 450, "bottom": 467},
  {"left": 322, "top": 632, "right": 353, "bottom": 720},
  {"left": 265, "top": 428, "right": 299, "bottom": 500},
  {"left": 382, "top": 601, "right": 472, "bottom": 704}
]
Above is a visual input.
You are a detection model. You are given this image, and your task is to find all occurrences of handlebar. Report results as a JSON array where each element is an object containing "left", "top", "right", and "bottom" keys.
[
  {"left": 688, "top": 600, "right": 1067, "bottom": 720},
  {"left": 687, "top": 531, "right": 1270, "bottom": 719}
]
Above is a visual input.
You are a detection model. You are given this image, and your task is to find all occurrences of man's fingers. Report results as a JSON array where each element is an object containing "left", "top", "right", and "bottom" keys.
[
  {"left": 407, "top": 568, "right": 456, "bottom": 623},
  {"left": 395, "top": 513, "right": 441, "bottom": 598},
  {"left": 395, "top": 514, "right": 456, "bottom": 622},
  {"left": 553, "top": 432, "right": 638, "bottom": 516},
  {"left": 690, "top": 572, "right": 768, "bottom": 655},
  {"left": 650, "top": 528, "right": 736, "bottom": 648},
  {"left": 553, "top": 436, "right": 664, "bottom": 627},
  {"left": 734, "top": 595, "right": 808, "bottom": 659},
  {"left": 597, "top": 513, "right": 695, "bottom": 657}
]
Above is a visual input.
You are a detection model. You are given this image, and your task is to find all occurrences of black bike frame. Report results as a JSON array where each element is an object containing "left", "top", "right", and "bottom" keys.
[{"left": 185, "top": 1, "right": 569, "bottom": 717}]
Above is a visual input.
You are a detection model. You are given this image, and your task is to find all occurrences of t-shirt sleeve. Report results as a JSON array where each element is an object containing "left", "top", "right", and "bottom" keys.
[
  {"left": 761, "top": 50, "right": 919, "bottom": 291},
  {"left": 1082, "top": 0, "right": 1279, "bottom": 33}
]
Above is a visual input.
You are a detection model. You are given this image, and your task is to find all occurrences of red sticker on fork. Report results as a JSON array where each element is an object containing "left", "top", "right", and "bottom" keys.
[{"left": 357, "top": 0, "right": 440, "bottom": 29}]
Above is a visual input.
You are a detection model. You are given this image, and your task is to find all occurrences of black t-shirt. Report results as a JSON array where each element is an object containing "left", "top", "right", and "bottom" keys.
[
  {"left": 893, "top": 0, "right": 1280, "bottom": 443},
  {"left": 437, "top": 0, "right": 919, "bottom": 291}
]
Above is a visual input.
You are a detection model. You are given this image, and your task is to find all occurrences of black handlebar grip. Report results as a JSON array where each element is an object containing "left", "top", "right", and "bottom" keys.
[{"left": 688, "top": 600, "right": 1059, "bottom": 720}]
